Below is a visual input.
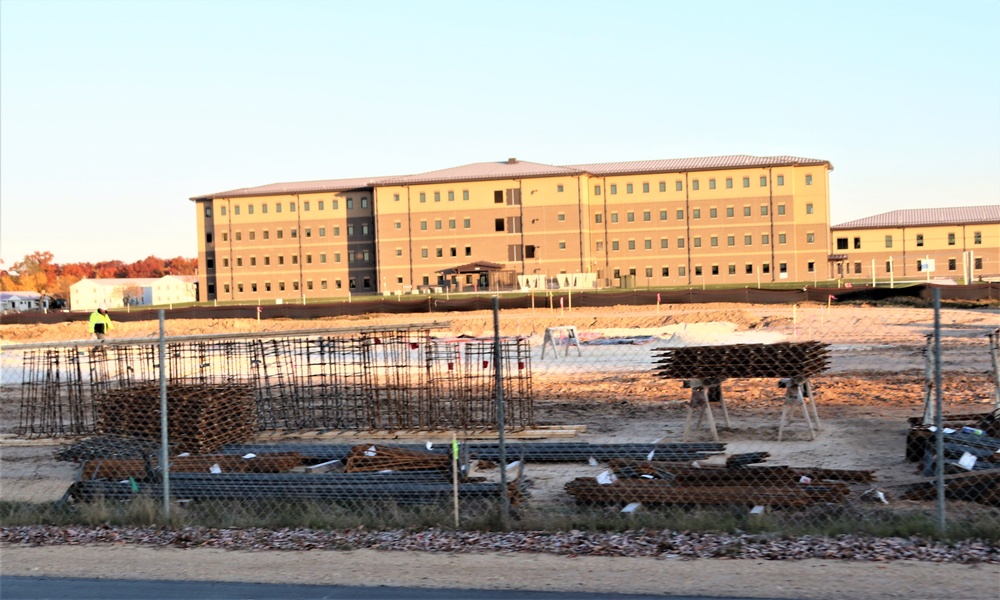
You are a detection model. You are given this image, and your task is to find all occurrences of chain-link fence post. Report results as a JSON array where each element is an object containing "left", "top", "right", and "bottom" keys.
[
  {"left": 933, "top": 288, "right": 945, "bottom": 535},
  {"left": 493, "top": 295, "right": 510, "bottom": 530},
  {"left": 158, "top": 309, "right": 170, "bottom": 521}
]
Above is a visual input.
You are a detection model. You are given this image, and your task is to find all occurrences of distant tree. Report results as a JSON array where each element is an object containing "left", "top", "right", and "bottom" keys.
[
  {"left": 8, "top": 251, "right": 57, "bottom": 292},
  {"left": 163, "top": 256, "right": 197, "bottom": 275}
]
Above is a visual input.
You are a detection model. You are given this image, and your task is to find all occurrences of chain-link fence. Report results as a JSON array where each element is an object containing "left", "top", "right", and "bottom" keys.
[{"left": 2, "top": 293, "right": 998, "bottom": 537}]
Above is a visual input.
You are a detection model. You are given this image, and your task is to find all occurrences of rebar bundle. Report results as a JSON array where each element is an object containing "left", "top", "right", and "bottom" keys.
[
  {"left": 344, "top": 444, "right": 450, "bottom": 473},
  {"left": 564, "top": 477, "right": 850, "bottom": 507},
  {"left": 94, "top": 383, "right": 258, "bottom": 454},
  {"left": 80, "top": 452, "right": 304, "bottom": 480},
  {"left": 651, "top": 341, "right": 831, "bottom": 380}
]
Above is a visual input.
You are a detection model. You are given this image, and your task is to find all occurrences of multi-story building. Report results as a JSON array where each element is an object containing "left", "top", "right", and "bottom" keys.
[
  {"left": 191, "top": 154, "right": 834, "bottom": 301},
  {"left": 830, "top": 206, "right": 1000, "bottom": 283}
]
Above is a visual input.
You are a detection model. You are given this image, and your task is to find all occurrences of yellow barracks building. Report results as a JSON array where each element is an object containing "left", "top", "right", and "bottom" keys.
[{"left": 191, "top": 154, "right": 843, "bottom": 301}]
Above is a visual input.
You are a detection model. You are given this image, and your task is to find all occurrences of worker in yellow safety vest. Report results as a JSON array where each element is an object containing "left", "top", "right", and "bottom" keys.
[{"left": 88, "top": 305, "right": 113, "bottom": 340}]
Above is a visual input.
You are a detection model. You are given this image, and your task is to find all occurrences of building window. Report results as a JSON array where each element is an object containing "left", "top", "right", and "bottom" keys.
[
  {"left": 744, "top": 206, "right": 751, "bottom": 217},
  {"left": 626, "top": 183, "right": 633, "bottom": 194},
  {"left": 710, "top": 236, "right": 718, "bottom": 247},
  {"left": 290, "top": 229, "right": 297, "bottom": 238},
  {"left": 434, "top": 192, "right": 440, "bottom": 202},
  {"left": 250, "top": 257, "right": 256, "bottom": 266},
  {"left": 448, "top": 191, "right": 455, "bottom": 201},
  {"left": 853, "top": 237, "right": 861, "bottom": 249},
  {"left": 761, "top": 205, "right": 768, "bottom": 216},
  {"left": 333, "top": 200, "right": 339, "bottom": 209},
  {"left": 559, "top": 241, "right": 567, "bottom": 250},
  {"left": 728, "top": 264, "right": 736, "bottom": 275},
  {"left": 347, "top": 225, "right": 354, "bottom": 236},
  {"left": 642, "top": 182, "right": 649, "bottom": 193},
  {"left": 643, "top": 211, "right": 651, "bottom": 221},
  {"left": 292, "top": 255, "right": 299, "bottom": 265},
  {"left": 205, "top": 206, "right": 212, "bottom": 217},
  {"left": 726, "top": 207, "right": 734, "bottom": 218},
  {"left": 558, "top": 213, "right": 566, "bottom": 221},
  {"left": 678, "top": 266, "right": 686, "bottom": 277},
  {"left": 746, "top": 264, "right": 753, "bottom": 274},
  {"left": 727, "top": 235, "right": 735, "bottom": 246},
  {"left": 320, "top": 253, "right": 327, "bottom": 263},
  {"left": 692, "top": 180, "right": 699, "bottom": 191},
  {"left": 394, "top": 249, "right": 402, "bottom": 257},
  {"left": 948, "top": 258, "right": 957, "bottom": 271},
  {"left": 659, "top": 210, "right": 667, "bottom": 220},
  {"left": 760, "top": 176, "right": 767, "bottom": 187},
  {"left": 420, "top": 220, "right": 427, "bottom": 231},
  {"left": 611, "top": 213, "right": 619, "bottom": 223},
  {"left": 974, "top": 231, "right": 982, "bottom": 244},
  {"left": 676, "top": 210, "right": 684, "bottom": 220},
  {"left": 596, "top": 241, "right": 604, "bottom": 251},
  {"left": 975, "top": 257, "right": 983, "bottom": 269},
  {"left": 221, "top": 232, "right": 228, "bottom": 242},
  {"left": 463, "top": 190, "right": 470, "bottom": 200},
  {"left": 806, "top": 174, "right": 813, "bottom": 185},
  {"left": 807, "top": 232, "right": 815, "bottom": 243},
  {"left": 761, "top": 234, "right": 769, "bottom": 245},
  {"left": 710, "top": 208, "right": 718, "bottom": 218},
  {"left": 594, "top": 185, "right": 602, "bottom": 195},
  {"left": 745, "top": 235, "right": 753, "bottom": 246},
  {"left": 557, "top": 185, "right": 564, "bottom": 193},
  {"left": 645, "top": 267, "right": 653, "bottom": 278},
  {"left": 449, "top": 219, "right": 456, "bottom": 229},
  {"left": 661, "top": 238, "right": 668, "bottom": 248},
  {"left": 884, "top": 235, "right": 893, "bottom": 248},
  {"left": 743, "top": 177, "right": 750, "bottom": 188},
  {"left": 435, "top": 220, "right": 442, "bottom": 230},
  {"left": 595, "top": 214, "right": 603, "bottom": 223},
  {"left": 628, "top": 240, "right": 636, "bottom": 250},
  {"left": 777, "top": 175, "right": 785, "bottom": 186},
  {"left": 334, "top": 252, "right": 340, "bottom": 262},
  {"left": 948, "top": 232, "right": 956, "bottom": 246},
  {"left": 693, "top": 209, "right": 701, "bottom": 219},
  {"left": 853, "top": 262, "right": 861, "bottom": 275},
  {"left": 277, "top": 230, "right": 283, "bottom": 239},
  {"left": 762, "top": 263, "right": 770, "bottom": 274},
  {"left": 693, "top": 237, "right": 702, "bottom": 248},
  {"left": 251, "top": 283, "right": 257, "bottom": 292},
  {"left": 236, "top": 257, "right": 242, "bottom": 267},
  {"left": 248, "top": 204, "right": 255, "bottom": 214},
  {"left": 778, "top": 233, "right": 786, "bottom": 244},
  {"left": 421, "top": 248, "right": 428, "bottom": 258},
  {"left": 709, "top": 179, "right": 716, "bottom": 190},
  {"left": 610, "top": 184, "right": 617, "bottom": 195},
  {"left": 234, "top": 205, "right": 240, "bottom": 215},
  {"left": 695, "top": 266, "right": 703, "bottom": 276},
  {"left": 662, "top": 267, "right": 669, "bottom": 276},
  {"left": 780, "top": 262, "right": 788, "bottom": 274},
  {"left": 206, "top": 257, "right": 214, "bottom": 269},
  {"left": 777, "top": 204, "right": 785, "bottom": 215},
  {"left": 276, "top": 203, "right": 283, "bottom": 213},
  {"left": 321, "top": 280, "right": 328, "bottom": 290},
  {"left": 675, "top": 181, "right": 683, "bottom": 191},
  {"left": 465, "top": 246, "right": 472, "bottom": 256},
  {"left": 659, "top": 182, "right": 666, "bottom": 192},
  {"left": 806, "top": 203, "right": 814, "bottom": 215},
  {"left": 393, "top": 194, "right": 400, "bottom": 202},
  {"left": 206, "top": 232, "right": 213, "bottom": 243},
  {"left": 808, "top": 261, "right": 815, "bottom": 273},
  {"left": 420, "top": 193, "right": 426, "bottom": 203},
  {"left": 678, "top": 238, "right": 685, "bottom": 248},
  {"left": 223, "top": 258, "right": 229, "bottom": 267},
  {"left": 464, "top": 218, "right": 471, "bottom": 228},
  {"left": 436, "top": 247, "right": 443, "bottom": 257},
  {"left": 916, "top": 234, "right": 924, "bottom": 247},
  {"left": 627, "top": 212, "right": 634, "bottom": 222},
  {"left": 495, "top": 218, "right": 504, "bottom": 232},
  {"left": 612, "top": 241, "right": 619, "bottom": 251}
]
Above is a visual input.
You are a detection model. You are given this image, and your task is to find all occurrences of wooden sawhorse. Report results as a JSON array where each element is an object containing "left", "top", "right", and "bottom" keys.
[
  {"left": 541, "top": 326, "right": 582, "bottom": 358},
  {"left": 777, "top": 376, "right": 821, "bottom": 441},
  {"left": 682, "top": 377, "right": 730, "bottom": 442}
]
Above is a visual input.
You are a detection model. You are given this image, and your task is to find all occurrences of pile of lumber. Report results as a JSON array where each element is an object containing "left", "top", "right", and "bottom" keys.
[
  {"left": 95, "top": 383, "right": 257, "bottom": 454},
  {"left": 652, "top": 341, "right": 830, "bottom": 380}
]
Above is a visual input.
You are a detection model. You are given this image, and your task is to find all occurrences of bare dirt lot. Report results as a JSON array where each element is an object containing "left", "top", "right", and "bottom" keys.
[{"left": 2, "top": 302, "right": 999, "bottom": 597}]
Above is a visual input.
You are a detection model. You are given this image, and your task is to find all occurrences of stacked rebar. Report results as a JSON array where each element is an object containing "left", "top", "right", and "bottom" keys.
[
  {"left": 344, "top": 444, "right": 450, "bottom": 472},
  {"left": 80, "top": 452, "right": 304, "bottom": 480},
  {"left": 651, "top": 341, "right": 831, "bottom": 380},
  {"left": 94, "top": 383, "right": 258, "bottom": 454}
]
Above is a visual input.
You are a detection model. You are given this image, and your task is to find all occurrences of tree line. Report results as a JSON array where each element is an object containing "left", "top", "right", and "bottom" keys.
[{"left": 0, "top": 251, "right": 197, "bottom": 299}]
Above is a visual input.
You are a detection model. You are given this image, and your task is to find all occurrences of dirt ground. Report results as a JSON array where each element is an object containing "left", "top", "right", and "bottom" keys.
[{"left": 1, "top": 303, "right": 999, "bottom": 596}]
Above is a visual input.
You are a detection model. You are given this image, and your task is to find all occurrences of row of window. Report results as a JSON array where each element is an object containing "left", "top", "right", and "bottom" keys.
[
  {"left": 596, "top": 203, "right": 812, "bottom": 225},
  {"left": 208, "top": 223, "right": 373, "bottom": 244},
  {"left": 607, "top": 261, "right": 801, "bottom": 279},
  {"left": 837, "top": 231, "right": 986, "bottom": 250},
  {"left": 206, "top": 250, "right": 372, "bottom": 270},
  {"left": 594, "top": 174, "right": 812, "bottom": 196},
  {"left": 594, "top": 232, "right": 815, "bottom": 252},
  {"left": 217, "top": 276, "right": 372, "bottom": 295},
  {"left": 209, "top": 197, "right": 370, "bottom": 218},
  {"left": 833, "top": 258, "right": 985, "bottom": 275}
]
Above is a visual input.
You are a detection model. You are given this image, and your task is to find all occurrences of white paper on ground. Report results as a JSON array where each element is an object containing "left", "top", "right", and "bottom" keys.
[
  {"left": 876, "top": 491, "right": 888, "bottom": 504},
  {"left": 426, "top": 442, "right": 433, "bottom": 450},
  {"left": 365, "top": 446, "right": 377, "bottom": 457},
  {"left": 647, "top": 450, "right": 656, "bottom": 461},
  {"left": 596, "top": 470, "right": 617, "bottom": 485},
  {"left": 958, "top": 452, "right": 977, "bottom": 470},
  {"left": 943, "top": 428, "right": 956, "bottom": 434},
  {"left": 927, "top": 426, "right": 936, "bottom": 432},
  {"left": 209, "top": 464, "right": 222, "bottom": 474},
  {"left": 177, "top": 452, "right": 190, "bottom": 457},
  {"left": 641, "top": 474, "right": 654, "bottom": 479},
  {"left": 242, "top": 453, "right": 257, "bottom": 459},
  {"left": 621, "top": 502, "right": 642, "bottom": 513},
  {"left": 750, "top": 505, "right": 766, "bottom": 515},
  {"left": 799, "top": 476, "right": 812, "bottom": 484},
  {"left": 505, "top": 461, "right": 521, "bottom": 474},
  {"left": 588, "top": 457, "right": 599, "bottom": 467}
]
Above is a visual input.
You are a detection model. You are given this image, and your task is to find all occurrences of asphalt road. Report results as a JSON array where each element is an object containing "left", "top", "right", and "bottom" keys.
[{"left": 0, "top": 576, "right": 791, "bottom": 600}]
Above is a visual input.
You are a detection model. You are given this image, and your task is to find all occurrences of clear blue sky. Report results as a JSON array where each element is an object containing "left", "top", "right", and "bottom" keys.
[{"left": 2, "top": 0, "right": 998, "bottom": 266}]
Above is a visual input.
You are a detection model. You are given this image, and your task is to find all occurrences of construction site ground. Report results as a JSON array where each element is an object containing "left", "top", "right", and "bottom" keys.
[{"left": 2, "top": 302, "right": 999, "bottom": 598}]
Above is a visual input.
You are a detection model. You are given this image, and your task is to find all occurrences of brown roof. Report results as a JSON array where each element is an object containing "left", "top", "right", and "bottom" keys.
[
  {"left": 832, "top": 205, "right": 1000, "bottom": 230},
  {"left": 567, "top": 154, "right": 832, "bottom": 175},
  {"left": 191, "top": 176, "right": 380, "bottom": 201},
  {"left": 191, "top": 154, "right": 832, "bottom": 200}
]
